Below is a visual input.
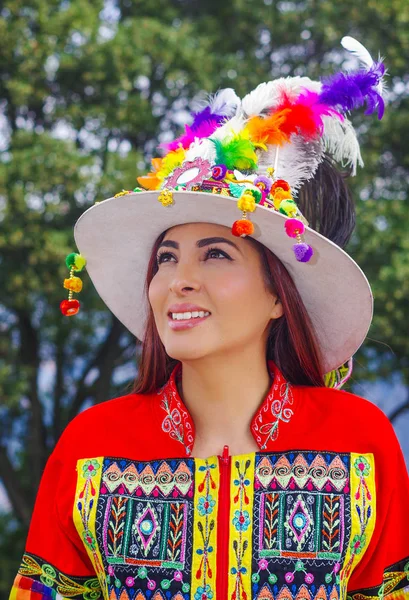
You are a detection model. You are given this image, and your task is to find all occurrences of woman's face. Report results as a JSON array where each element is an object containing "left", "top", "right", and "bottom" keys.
[{"left": 148, "top": 222, "right": 283, "bottom": 362}]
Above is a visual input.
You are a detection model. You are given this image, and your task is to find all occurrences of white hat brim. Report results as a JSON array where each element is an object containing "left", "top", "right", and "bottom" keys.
[{"left": 74, "top": 191, "right": 373, "bottom": 373}]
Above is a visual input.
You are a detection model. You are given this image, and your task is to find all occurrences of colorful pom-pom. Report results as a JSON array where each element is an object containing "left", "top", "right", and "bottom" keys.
[
  {"left": 212, "top": 164, "right": 228, "bottom": 180},
  {"left": 254, "top": 175, "right": 273, "bottom": 193},
  {"left": 60, "top": 299, "right": 80, "bottom": 316},
  {"left": 237, "top": 193, "right": 256, "bottom": 212},
  {"left": 284, "top": 218, "right": 305, "bottom": 238},
  {"left": 292, "top": 242, "right": 313, "bottom": 262},
  {"left": 65, "top": 253, "right": 87, "bottom": 272},
  {"left": 247, "top": 187, "right": 262, "bottom": 203},
  {"left": 232, "top": 219, "right": 254, "bottom": 237},
  {"left": 271, "top": 179, "right": 290, "bottom": 193},
  {"left": 63, "top": 276, "right": 83, "bottom": 293},
  {"left": 279, "top": 199, "right": 298, "bottom": 217},
  {"left": 272, "top": 188, "right": 293, "bottom": 209}
]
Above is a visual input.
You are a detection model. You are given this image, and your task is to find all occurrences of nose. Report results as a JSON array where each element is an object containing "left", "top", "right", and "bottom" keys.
[{"left": 169, "top": 260, "right": 201, "bottom": 295}]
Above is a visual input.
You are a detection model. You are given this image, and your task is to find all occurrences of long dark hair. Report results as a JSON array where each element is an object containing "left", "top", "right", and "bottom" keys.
[{"left": 131, "top": 158, "right": 353, "bottom": 394}]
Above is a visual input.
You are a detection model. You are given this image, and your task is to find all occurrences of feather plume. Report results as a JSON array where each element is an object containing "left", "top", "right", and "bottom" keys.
[
  {"left": 258, "top": 135, "right": 324, "bottom": 191},
  {"left": 184, "top": 138, "right": 217, "bottom": 163},
  {"left": 161, "top": 88, "right": 239, "bottom": 152},
  {"left": 240, "top": 77, "right": 321, "bottom": 117},
  {"left": 275, "top": 90, "right": 342, "bottom": 139},
  {"left": 321, "top": 115, "right": 363, "bottom": 175},
  {"left": 319, "top": 38, "right": 385, "bottom": 119},
  {"left": 209, "top": 114, "right": 247, "bottom": 141},
  {"left": 244, "top": 111, "right": 290, "bottom": 145},
  {"left": 212, "top": 135, "right": 258, "bottom": 171}
]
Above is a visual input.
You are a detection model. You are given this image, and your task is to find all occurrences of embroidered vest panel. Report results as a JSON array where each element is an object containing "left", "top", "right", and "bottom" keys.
[{"left": 73, "top": 451, "right": 376, "bottom": 600}]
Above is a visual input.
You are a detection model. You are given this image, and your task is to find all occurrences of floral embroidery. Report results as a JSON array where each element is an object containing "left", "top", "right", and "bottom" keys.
[
  {"left": 159, "top": 364, "right": 194, "bottom": 455},
  {"left": 192, "top": 459, "right": 218, "bottom": 599},
  {"left": 340, "top": 453, "right": 376, "bottom": 597},
  {"left": 12, "top": 552, "right": 102, "bottom": 600},
  {"left": 160, "top": 361, "right": 295, "bottom": 453},
  {"left": 71, "top": 451, "right": 376, "bottom": 600},
  {"left": 251, "top": 363, "right": 295, "bottom": 450}
]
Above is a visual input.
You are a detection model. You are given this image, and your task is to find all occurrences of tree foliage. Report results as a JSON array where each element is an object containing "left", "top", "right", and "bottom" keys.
[{"left": 1, "top": 0, "right": 409, "bottom": 593}]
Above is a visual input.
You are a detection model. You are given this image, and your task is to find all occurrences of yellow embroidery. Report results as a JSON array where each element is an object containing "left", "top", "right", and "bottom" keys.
[
  {"left": 340, "top": 453, "right": 376, "bottom": 596},
  {"left": 228, "top": 454, "right": 255, "bottom": 600},
  {"left": 74, "top": 458, "right": 107, "bottom": 599},
  {"left": 192, "top": 457, "right": 219, "bottom": 600}
]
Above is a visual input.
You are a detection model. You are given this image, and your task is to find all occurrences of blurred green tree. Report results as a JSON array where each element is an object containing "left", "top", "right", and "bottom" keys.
[{"left": 1, "top": 0, "right": 409, "bottom": 595}]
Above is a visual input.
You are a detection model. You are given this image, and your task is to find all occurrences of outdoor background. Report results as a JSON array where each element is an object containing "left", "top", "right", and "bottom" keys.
[{"left": 1, "top": 0, "right": 409, "bottom": 594}]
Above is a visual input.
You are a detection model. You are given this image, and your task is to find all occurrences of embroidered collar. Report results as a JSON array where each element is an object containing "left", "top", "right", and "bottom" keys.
[{"left": 158, "top": 360, "right": 295, "bottom": 455}]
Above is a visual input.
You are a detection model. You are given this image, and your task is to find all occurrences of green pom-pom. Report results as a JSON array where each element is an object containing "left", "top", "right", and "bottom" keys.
[
  {"left": 246, "top": 187, "right": 262, "bottom": 203},
  {"left": 65, "top": 252, "right": 86, "bottom": 272},
  {"left": 279, "top": 199, "right": 297, "bottom": 216},
  {"left": 212, "top": 136, "right": 258, "bottom": 171}
]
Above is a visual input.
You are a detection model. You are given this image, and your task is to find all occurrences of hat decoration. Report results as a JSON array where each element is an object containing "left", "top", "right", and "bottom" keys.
[
  {"left": 64, "top": 37, "right": 385, "bottom": 386},
  {"left": 129, "top": 36, "right": 385, "bottom": 263}
]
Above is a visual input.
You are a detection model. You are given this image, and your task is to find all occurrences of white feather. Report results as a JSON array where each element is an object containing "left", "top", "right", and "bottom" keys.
[
  {"left": 257, "top": 136, "right": 324, "bottom": 192},
  {"left": 240, "top": 77, "right": 322, "bottom": 117},
  {"left": 341, "top": 36, "right": 384, "bottom": 95},
  {"left": 184, "top": 138, "right": 216, "bottom": 163},
  {"left": 322, "top": 115, "right": 363, "bottom": 175},
  {"left": 341, "top": 36, "right": 374, "bottom": 68},
  {"left": 209, "top": 114, "right": 247, "bottom": 141},
  {"left": 208, "top": 88, "right": 240, "bottom": 117}
]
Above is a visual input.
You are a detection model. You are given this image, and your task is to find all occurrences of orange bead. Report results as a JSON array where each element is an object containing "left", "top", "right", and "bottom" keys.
[{"left": 60, "top": 299, "right": 80, "bottom": 316}]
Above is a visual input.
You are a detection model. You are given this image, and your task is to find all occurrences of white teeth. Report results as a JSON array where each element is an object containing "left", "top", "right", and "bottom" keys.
[{"left": 171, "top": 311, "right": 210, "bottom": 320}]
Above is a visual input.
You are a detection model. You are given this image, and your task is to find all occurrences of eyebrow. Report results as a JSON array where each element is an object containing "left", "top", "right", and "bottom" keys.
[{"left": 158, "top": 236, "right": 241, "bottom": 252}]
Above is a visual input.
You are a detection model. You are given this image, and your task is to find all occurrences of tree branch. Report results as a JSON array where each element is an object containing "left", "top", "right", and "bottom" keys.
[{"left": 0, "top": 446, "right": 32, "bottom": 528}]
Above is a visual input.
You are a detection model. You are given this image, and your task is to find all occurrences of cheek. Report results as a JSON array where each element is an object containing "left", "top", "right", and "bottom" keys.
[
  {"left": 209, "top": 268, "right": 268, "bottom": 314},
  {"left": 148, "top": 274, "right": 166, "bottom": 317}
]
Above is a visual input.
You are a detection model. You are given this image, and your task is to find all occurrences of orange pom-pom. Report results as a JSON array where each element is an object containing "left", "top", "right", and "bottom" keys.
[{"left": 232, "top": 219, "right": 254, "bottom": 237}]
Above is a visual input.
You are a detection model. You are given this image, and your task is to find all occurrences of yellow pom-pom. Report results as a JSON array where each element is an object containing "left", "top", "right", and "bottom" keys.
[
  {"left": 73, "top": 254, "right": 87, "bottom": 271},
  {"left": 237, "top": 193, "right": 256, "bottom": 213},
  {"left": 279, "top": 199, "right": 298, "bottom": 217},
  {"left": 272, "top": 188, "right": 293, "bottom": 209},
  {"left": 64, "top": 276, "right": 83, "bottom": 293}
]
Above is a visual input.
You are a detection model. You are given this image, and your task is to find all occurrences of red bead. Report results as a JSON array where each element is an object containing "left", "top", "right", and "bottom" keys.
[{"left": 60, "top": 299, "right": 80, "bottom": 316}]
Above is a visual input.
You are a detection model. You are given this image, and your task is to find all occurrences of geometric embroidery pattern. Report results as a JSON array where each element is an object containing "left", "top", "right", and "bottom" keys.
[
  {"left": 95, "top": 457, "right": 195, "bottom": 598},
  {"left": 71, "top": 451, "right": 377, "bottom": 600},
  {"left": 252, "top": 452, "right": 351, "bottom": 599}
]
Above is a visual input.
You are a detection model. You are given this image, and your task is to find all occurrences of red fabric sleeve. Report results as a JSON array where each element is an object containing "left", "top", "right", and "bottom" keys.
[
  {"left": 9, "top": 423, "right": 102, "bottom": 600},
  {"left": 347, "top": 418, "right": 409, "bottom": 599}
]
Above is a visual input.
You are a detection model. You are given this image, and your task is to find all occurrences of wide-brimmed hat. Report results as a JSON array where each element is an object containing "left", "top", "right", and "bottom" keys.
[{"left": 64, "top": 37, "right": 386, "bottom": 375}]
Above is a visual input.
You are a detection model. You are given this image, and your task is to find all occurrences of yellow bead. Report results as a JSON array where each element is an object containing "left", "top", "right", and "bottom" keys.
[{"left": 158, "top": 189, "right": 174, "bottom": 207}]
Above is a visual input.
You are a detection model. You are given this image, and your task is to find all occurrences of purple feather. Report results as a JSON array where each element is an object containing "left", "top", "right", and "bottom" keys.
[
  {"left": 160, "top": 108, "right": 227, "bottom": 152},
  {"left": 318, "top": 61, "right": 385, "bottom": 119}
]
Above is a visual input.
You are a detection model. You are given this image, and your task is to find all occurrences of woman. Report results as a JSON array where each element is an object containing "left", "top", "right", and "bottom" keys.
[{"left": 10, "top": 38, "right": 409, "bottom": 600}]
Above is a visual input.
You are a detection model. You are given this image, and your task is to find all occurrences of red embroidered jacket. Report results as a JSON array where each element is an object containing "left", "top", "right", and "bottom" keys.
[{"left": 9, "top": 361, "right": 409, "bottom": 600}]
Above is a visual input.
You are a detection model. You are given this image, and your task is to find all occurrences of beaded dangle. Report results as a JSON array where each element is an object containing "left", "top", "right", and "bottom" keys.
[{"left": 60, "top": 253, "right": 87, "bottom": 316}]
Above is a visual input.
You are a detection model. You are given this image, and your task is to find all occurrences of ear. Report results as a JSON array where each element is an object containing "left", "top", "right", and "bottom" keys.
[{"left": 270, "top": 296, "right": 284, "bottom": 320}]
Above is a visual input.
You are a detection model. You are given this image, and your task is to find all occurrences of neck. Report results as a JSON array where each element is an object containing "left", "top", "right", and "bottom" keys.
[{"left": 177, "top": 347, "right": 272, "bottom": 456}]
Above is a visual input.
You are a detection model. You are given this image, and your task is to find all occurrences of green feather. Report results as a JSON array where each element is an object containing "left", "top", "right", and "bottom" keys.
[{"left": 212, "top": 136, "right": 258, "bottom": 171}]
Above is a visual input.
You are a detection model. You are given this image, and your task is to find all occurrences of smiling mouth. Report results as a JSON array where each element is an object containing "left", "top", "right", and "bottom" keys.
[{"left": 169, "top": 310, "right": 211, "bottom": 321}]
